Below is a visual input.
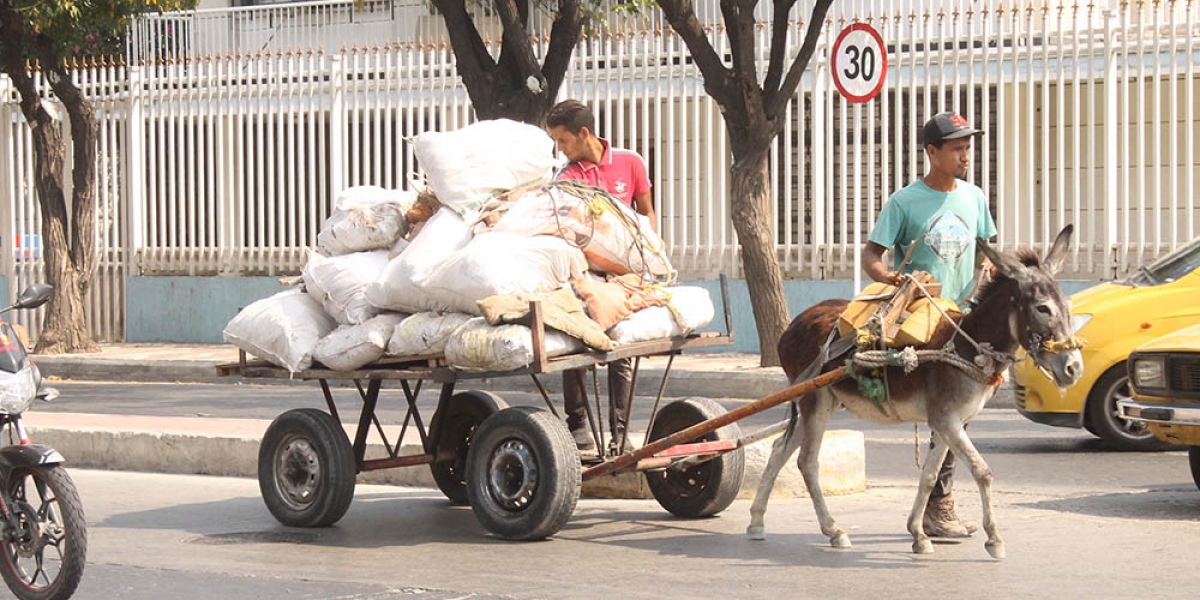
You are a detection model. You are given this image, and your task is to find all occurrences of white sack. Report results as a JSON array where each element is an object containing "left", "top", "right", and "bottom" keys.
[
  {"left": 313, "top": 314, "right": 407, "bottom": 371},
  {"left": 607, "top": 286, "right": 715, "bottom": 345},
  {"left": 414, "top": 119, "right": 559, "bottom": 217},
  {"left": 490, "top": 187, "right": 671, "bottom": 277},
  {"left": 302, "top": 250, "right": 390, "bottom": 325},
  {"left": 317, "top": 186, "right": 417, "bottom": 255},
  {"left": 222, "top": 288, "right": 337, "bottom": 373},
  {"left": 387, "top": 312, "right": 473, "bottom": 357},
  {"left": 415, "top": 233, "right": 588, "bottom": 315},
  {"left": 365, "top": 208, "right": 473, "bottom": 313},
  {"left": 445, "top": 317, "right": 583, "bottom": 372}
]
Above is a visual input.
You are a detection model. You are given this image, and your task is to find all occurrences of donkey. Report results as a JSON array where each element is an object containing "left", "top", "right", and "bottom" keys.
[{"left": 747, "top": 225, "right": 1083, "bottom": 559}]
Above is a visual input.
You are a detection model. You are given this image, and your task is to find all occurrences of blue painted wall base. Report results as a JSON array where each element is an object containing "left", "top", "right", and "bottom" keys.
[
  {"left": 126, "top": 276, "right": 288, "bottom": 343},
  {"left": 124, "top": 276, "right": 1102, "bottom": 350}
]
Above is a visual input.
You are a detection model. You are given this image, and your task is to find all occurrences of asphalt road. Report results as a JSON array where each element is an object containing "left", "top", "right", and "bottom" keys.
[
  {"left": 20, "top": 382, "right": 1200, "bottom": 598},
  {"left": 60, "top": 435, "right": 1198, "bottom": 599}
]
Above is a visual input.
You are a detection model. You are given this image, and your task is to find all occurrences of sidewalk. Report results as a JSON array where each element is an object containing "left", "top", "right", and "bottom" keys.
[
  {"left": 31, "top": 343, "right": 794, "bottom": 401},
  {"left": 29, "top": 343, "right": 1015, "bottom": 408}
]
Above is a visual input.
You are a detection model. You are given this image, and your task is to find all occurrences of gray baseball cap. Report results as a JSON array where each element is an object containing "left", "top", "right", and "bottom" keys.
[{"left": 922, "top": 111, "right": 984, "bottom": 145}]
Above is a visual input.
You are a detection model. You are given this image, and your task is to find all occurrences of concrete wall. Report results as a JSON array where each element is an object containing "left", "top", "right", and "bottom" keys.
[{"left": 125, "top": 276, "right": 1102, "bottom": 350}]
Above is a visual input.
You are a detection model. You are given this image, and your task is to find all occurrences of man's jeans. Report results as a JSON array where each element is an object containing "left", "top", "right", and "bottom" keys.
[{"left": 562, "top": 358, "right": 633, "bottom": 437}]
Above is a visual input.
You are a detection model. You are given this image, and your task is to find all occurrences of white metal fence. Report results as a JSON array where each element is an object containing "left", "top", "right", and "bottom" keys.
[{"left": 3, "top": 0, "right": 1199, "bottom": 341}]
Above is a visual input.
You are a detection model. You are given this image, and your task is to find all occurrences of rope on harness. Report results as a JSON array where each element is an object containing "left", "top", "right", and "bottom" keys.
[
  {"left": 1043, "top": 337, "right": 1087, "bottom": 353},
  {"left": 853, "top": 344, "right": 1006, "bottom": 385}
]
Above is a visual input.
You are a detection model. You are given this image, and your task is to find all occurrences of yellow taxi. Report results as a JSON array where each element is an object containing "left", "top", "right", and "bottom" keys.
[
  {"left": 1012, "top": 236, "right": 1200, "bottom": 450},
  {"left": 1118, "top": 324, "right": 1200, "bottom": 489}
]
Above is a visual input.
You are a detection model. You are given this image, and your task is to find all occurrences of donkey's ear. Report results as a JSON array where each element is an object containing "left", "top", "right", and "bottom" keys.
[
  {"left": 1043, "top": 224, "right": 1074, "bottom": 275},
  {"left": 978, "top": 238, "right": 1026, "bottom": 281}
]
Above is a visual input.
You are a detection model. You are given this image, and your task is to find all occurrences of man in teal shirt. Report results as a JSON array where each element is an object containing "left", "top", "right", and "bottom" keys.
[{"left": 861, "top": 111, "right": 997, "bottom": 537}]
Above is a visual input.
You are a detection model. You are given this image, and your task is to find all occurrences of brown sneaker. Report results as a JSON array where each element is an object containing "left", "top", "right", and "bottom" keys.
[{"left": 923, "top": 494, "right": 979, "bottom": 538}]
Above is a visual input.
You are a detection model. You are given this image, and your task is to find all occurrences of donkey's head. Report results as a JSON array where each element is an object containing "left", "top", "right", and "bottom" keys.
[{"left": 979, "top": 225, "right": 1084, "bottom": 388}]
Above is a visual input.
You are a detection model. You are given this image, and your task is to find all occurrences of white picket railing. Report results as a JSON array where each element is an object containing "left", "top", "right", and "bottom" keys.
[{"left": 2, "top": 0, "right": 1198, "bottom": 341}]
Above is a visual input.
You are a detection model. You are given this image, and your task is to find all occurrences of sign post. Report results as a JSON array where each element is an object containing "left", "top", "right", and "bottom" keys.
[{"left": 831, "top": 23, "right": 888, "bottom": 295}]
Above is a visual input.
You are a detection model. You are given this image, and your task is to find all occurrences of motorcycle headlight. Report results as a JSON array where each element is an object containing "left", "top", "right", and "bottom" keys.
[{"left": 0, "top": 365, "right": 37, "bottom": 415}]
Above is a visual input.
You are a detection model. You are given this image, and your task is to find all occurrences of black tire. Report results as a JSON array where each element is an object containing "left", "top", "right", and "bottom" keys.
[
  {"left": 258, "top": 408, "right": 357, "bottom": 527},
  {"left": 1189, "top": 447, "right": 1200, "bottom": 492},
  {"left": 645, "top": 397, "right": 745, "bottom": 518},
  {"left": 466, "top": 407, "right": 580, "bottom": 540},
  {"left": 0, "top": 465, "right": 86, "bottom": 600},
  {"left": 1084, "top": 367, "right": 1172, "bottom": 451},
  {"left": 429, "top": 390, "right": 508, "bottom": 505}
]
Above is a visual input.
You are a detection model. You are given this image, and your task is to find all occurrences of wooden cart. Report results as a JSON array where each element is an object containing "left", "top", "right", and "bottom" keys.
[{"left": 218, "top": 277, "right": 847, "bottom": 540}]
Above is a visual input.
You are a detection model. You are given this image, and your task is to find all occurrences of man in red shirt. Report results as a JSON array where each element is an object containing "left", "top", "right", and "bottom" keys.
[{"left": 546, "top": 99, "right": 655, "bottom": 453}]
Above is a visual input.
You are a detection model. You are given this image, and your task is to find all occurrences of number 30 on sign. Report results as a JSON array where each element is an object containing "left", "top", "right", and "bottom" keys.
[{"left": 831, "top": 23, "right": 888, "bottom": 103}]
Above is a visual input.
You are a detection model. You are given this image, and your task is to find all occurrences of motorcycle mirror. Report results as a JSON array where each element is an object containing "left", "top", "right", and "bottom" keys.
[{"left": 13, "top": 284, "right": 54, "bottom": 310}]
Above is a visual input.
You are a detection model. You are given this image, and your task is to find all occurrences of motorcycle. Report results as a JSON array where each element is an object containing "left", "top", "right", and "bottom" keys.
[{"left": 0, "top": 284, "right": 85, "bottom": 600}]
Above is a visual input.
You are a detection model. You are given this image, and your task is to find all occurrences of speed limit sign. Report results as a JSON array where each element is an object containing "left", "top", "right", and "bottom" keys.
[{"left": 831, "top": 23, "right": 888, "bottom": 103}]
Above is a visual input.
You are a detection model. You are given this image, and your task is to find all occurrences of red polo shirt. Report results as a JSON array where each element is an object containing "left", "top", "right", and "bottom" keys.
[{"left": 556, "top": 139, "right": 651, "bottom": 208}]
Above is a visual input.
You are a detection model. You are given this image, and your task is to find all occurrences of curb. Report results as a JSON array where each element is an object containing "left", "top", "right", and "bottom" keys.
[
  {"left": 26, "top": 413, "right": 866, "bottom": 501},
  {"left": 30, "top": 355, "right": 1016, "bottom": 409}
]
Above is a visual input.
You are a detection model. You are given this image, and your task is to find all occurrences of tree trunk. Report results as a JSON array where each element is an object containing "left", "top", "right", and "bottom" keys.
[
  {"left": 728, "top": 146, "right": 789, "bottom": 367},
  {"left": 24, "top": 113, "right": 98, "bottom": 355},
  {"left": 0, "top": 23, "right": 101, "bottom": 354},
  {"left": 471, "top": 87, "right": 546, "bottom": 125}
]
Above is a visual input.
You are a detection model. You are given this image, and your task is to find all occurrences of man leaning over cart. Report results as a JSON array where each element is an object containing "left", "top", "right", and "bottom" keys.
[{"left": 546, "top": 99, "right": 657, "bottom": 454}]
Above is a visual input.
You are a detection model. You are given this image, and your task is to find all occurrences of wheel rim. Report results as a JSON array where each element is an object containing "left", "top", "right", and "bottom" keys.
[
  {"left": 275, "top": 434, "right": 321, "bottom": 510},
  {"left": 486, "top": 439, "right": 539, "bottom": 512},
  {"left": 3, "top": 472, "right": 68, "bottom": 592},
  {"left": 653, "top": 453, "right": 715, "bottom": 499},
  {"left": 1105, "top": 377, "right": 1154, "bottom": 440}
]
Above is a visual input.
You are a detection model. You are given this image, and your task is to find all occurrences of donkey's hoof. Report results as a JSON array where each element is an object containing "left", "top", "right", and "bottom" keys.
[
  {"left": 986, "top": 541, "right": 1006, "bottom": 560},
  {"left": 831, "top": 533, "right": 852, "bottom": 548},
  {"left": 912, "top": 538, "right": 934, "bottom": 554},
  {"left": 747, "top": 526, "right": 766, "bottom": 541}
]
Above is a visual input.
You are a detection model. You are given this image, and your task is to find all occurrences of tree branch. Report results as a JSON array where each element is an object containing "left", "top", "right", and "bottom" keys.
[
  {"left": 767, "top": 0, "right": 835, "bottom": 118},
  {"left": 720, "top": 0, "right": 758, "bottom": 88},
  {"left": 0, "top": 2, "right": 53, "bottom": 129},
  {"left": 493, "top": 0, "right": 543, "bottom": 86},
  {"left": 762, "top": 0, "right": 797, "bottom": 100},
  {"left": 541, "top": 0, "right": 582, "bottom": 103},
  {"left": 431, "top": 0, "right": 498, "bottom": 103},
  {"left": 656, "top": 0, "right": 736, "bottom": 107}
]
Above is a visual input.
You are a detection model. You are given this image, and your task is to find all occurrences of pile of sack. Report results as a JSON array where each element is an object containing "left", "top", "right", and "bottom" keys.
[{"left": 223, "top": 119, "right": 716, "bottom": 374}]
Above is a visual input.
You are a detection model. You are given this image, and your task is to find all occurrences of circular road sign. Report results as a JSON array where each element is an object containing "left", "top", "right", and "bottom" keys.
[{"left": 831, "top": 23, "right": 888, "bottom": 103}]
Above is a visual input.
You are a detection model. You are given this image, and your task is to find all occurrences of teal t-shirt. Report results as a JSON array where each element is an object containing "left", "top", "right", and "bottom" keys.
[{"left": 868, "top": 179, "right": 997, "bottom": 304}]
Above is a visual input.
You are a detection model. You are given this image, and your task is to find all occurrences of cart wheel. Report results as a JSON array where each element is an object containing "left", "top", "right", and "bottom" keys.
[
  {"left": 429, "top": 390, "right": 509, "bottom": 505},
  {"left": 645, "top": 397, "right": 745, "bottom": 518},
  {"left": 258, "top": 408, "right": 356, "bottom": 528},
  {"left": 466, "top": 407, "right": 580, "bottom": 540}
]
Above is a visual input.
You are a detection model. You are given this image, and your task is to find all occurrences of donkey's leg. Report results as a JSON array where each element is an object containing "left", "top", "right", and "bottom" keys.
[
  {"left": 938, "top": 423, "right": 1005, "bottom": 559},
  {"left": 906, "top": 430, "right": 951, "bottom": 555},
  {"left": 747, "top": 400, "right": 807, "bottom": 540},
  {"left": 797, "top": 392, "right": 851, "bottom": 548}
]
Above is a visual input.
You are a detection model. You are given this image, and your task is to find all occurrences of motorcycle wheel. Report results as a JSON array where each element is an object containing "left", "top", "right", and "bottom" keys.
[{"left": 0, "top": 466, "right": 86, "bottom": 600}]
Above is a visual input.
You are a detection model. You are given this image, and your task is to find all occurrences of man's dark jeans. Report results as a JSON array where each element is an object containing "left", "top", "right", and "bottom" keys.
[{"left": 562, "top": 358, "right": 633, "bottom": 437}]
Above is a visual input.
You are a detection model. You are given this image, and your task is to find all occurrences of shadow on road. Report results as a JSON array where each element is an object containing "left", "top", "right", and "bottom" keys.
[{"left": 1018, "top": 487, "right": 1200, "bottom": 521}]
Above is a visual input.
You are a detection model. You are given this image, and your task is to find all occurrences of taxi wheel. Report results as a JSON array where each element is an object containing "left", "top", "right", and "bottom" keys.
[
  {"left": 1084, "top": 368, "right": 1171, "bottom": 451},
  {"left": 1189, "top": 447, "right": 1200, "bottom": 492}
]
